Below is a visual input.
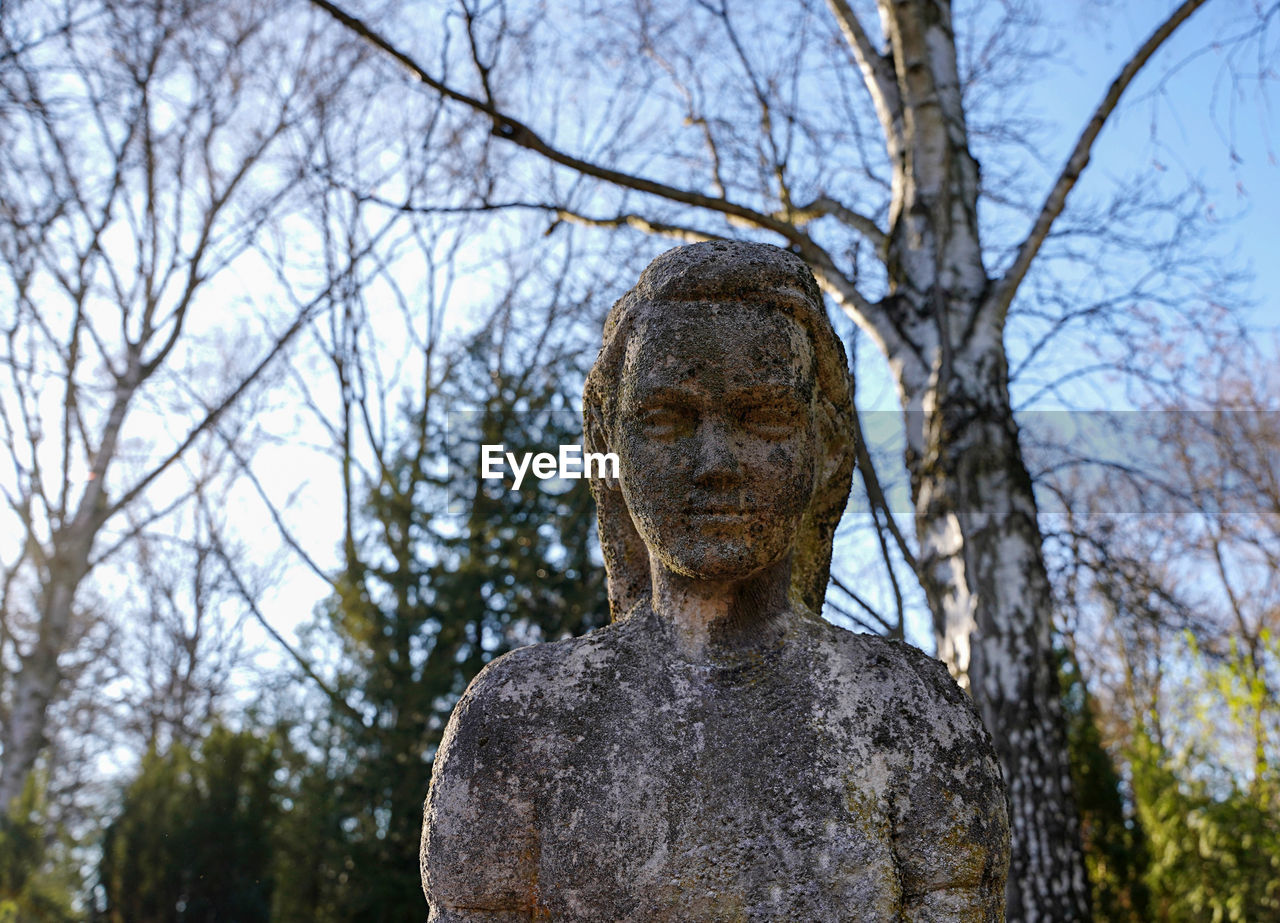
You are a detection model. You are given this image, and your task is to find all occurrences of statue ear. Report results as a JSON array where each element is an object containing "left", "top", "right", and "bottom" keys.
[{"left": 584, "top": 405, "right": 620, "bottom": 491}]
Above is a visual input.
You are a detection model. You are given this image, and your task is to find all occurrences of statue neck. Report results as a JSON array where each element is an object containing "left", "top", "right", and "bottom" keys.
[{"left": 648, "top": 556, "right": 794, "bottom": 660}]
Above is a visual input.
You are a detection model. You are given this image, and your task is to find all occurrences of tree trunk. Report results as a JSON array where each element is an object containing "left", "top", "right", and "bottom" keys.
[
  {"left": 0, "top": 549, "right": 91, "bottom": 813},
  {"left": 904, "top": 335, "right": 1092, "bottom": 921},
  {"left": 0, "top": 374, "right": 127, "bottom": 815},
  {"left": 846, "top": 0, "right": 1093, "bottom": 914}
]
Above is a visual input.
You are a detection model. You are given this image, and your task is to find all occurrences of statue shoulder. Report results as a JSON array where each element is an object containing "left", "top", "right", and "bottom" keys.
[
  {"left": 815, "top": 623, "right": 971, "bottom": 709},
  {"left": 808, "top": 623, "right": 998, "bottom": 760},
  {"left": 433, "top": 625, "right": 627, "bottom": 767},
  {"left": 812, "top": 625, "right": 1009, "bottom": 910},
  {"left": 869, "top": 634, "right": 971, "bottom": 709},
  {"left": 424, "top": 633, "right": 618, "bottom": 918},
  {"left": 457, "top": 627, "right": 624, "bottom": 714},
  {"left": 453, "top": 639, "right": 571, "bottom": 711}
]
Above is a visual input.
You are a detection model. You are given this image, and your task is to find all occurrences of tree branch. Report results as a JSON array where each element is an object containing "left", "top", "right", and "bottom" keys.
[
  {"left": 853, "top": 423, "right": 917, "bottom": 573},
  {"left": 824, "top": 0, "right": 902, "bottom": 147},
  {"left": 788, "top": 195, "right": 887, "bottom": 251},
  {"left": 308, "top": 2, "right": 892, "bottom": 360},
  {"left": 306, "top": 0, "right": 815, "bottom": 245},
  {"left": 801, "top": 248, "right": 884, "bottom": 340},
  {"left": 550, "top": 208, "right": 723, "bottom": 243},
  {"left": 830, "top": 574, "right": 899, "bottom": 636},
  {"left": 103, "top": 283, "right": 336, "bottom": 523},
  {"left": 206, "top": 523, "right": 363, "bottom": 726},
  {"left": 988, "top": 0, "right": 1212, "bottom": 323}
]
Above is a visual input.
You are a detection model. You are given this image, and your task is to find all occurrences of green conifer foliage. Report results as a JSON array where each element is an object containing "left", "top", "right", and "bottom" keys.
[
  {"left": 1, "top": 775, "right": 77, "bottom": 923},
  {"left": 97, "top": 727, "right": 279, "bottom": 923},
  {"left": 275, "top": 326, "right": 608, "bottom": 921},
  {"left": 1061, "top": 651, "right": 1151, "bottom": 922}
]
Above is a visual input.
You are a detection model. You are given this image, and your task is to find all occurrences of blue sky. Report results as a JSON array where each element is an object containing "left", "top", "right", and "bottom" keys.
[{"left": 1041, "top": 1, "right": 1278, "bottom": 332}]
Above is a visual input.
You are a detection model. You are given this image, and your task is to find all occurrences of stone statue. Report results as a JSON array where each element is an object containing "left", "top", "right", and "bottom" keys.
[{"left": 421, "top": 241, "right": 1010, "bottom": 922}]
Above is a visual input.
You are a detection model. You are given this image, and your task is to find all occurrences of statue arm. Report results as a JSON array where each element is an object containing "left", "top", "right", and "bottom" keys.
[
  {"left": 421, "top": 658, "right": 544, "bottom": 922},
  {"left": 892, "top": 655, "right": 1010, "bottom": 922}
]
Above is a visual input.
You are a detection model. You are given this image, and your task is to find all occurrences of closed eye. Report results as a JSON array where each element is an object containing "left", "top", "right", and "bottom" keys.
[
  {"left": 739, "top": 403, "right": 799, "bottom": 438},
  {"left": 641, "top": 405, "right": 698, "bottom": 440}
]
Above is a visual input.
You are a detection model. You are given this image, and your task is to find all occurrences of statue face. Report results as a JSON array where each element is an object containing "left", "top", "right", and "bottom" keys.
[{"left": 612, "top": 299, "right": 819, "bottom": 580}]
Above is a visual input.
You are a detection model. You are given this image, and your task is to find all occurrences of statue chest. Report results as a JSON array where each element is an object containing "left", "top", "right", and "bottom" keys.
[{"left": 520, "top": 661, "right": 905, "bottom": 921}]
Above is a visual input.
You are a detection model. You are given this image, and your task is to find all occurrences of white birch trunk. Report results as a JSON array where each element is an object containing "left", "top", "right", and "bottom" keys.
[
  {"left": 902, "top": 339, "right": 1092, "bottom": 922},
  {"left": 850, "top": 1, "right": 1094, "bottom": 917},
  {"left": 0, "top": 379, "right": 125, "bottom": 813},
  {"left": 0, "top": 567, "right": 85, "bottom": 811}
]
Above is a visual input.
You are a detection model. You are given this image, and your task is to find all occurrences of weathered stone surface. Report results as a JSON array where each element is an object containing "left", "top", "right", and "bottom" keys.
[{"left": 422, "top": 241, "right": 1010, "bottom": 921}]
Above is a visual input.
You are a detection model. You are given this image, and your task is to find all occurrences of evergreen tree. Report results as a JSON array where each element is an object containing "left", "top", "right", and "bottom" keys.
[
  {"left": 0, "top": 776, "right": 77, "bottom": 923},
  {"left": 97, "top": 727, "right": 280, "bottom": 923},
  {"left": 267, "top": 712, "right": 349, "bottom": 923},
  {"left": 277, "top": 322, "right": 608, "bottom": 921},
  {"left": 1061, "top": 652, "right": 1151, "bottom": 922}
]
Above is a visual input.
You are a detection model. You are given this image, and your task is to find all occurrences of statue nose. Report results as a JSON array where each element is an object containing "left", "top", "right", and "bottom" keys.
[{"left": 692, "top": 416, "right": 740, "bottom": 489}]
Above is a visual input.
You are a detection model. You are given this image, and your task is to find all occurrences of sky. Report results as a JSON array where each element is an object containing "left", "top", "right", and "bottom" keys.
[
  {"left": 246, "top": 0, "right": 1280, "bottom": 659},
  {"left": 1040, "top": 0, "right": 1278, "bottom": 332},
  {"left": 810, "top": 0, "right": 1279, "bottom": 645}
]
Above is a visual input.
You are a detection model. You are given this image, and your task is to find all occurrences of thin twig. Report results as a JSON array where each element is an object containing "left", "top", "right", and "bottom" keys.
[{"left": 989, "top": 0, "right": 1213, "bottom": 322}]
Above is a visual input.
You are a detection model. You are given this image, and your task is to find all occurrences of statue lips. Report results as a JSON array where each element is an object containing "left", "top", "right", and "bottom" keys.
[
  {"left": 683, "top": 493, "right": 754, "bottom": 525},
  {"left": 687, "top": 510, "right": 751, "bottom": 532}
]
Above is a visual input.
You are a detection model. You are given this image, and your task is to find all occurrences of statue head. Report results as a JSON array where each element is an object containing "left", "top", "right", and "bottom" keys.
[{"left": 584, "top": 240, "right": 855, "bottom": 618}]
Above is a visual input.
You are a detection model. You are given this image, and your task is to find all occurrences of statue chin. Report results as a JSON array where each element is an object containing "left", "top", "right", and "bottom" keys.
[{"left": 637, "top": 517, "right": 796, "bottom": 584}]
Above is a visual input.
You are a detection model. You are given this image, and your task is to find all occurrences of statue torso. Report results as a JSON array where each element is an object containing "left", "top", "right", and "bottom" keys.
[{"left": 423, "top": 607, "right": 1006, "bottom": 923}]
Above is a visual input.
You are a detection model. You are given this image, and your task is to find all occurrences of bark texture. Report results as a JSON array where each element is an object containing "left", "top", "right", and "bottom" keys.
[
  {"left": 907, "top": 351, "right": 1090, "bottom": 920},
  {"left": 823, "top": 3, "right": 1094, "bottom": 917}
]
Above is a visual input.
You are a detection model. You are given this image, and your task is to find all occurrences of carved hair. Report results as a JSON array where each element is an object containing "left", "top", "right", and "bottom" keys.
[{"left": 583, "top": 240, "right": 855, "bottom": 619}]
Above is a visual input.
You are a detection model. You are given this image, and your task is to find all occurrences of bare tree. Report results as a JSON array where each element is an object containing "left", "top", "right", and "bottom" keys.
[
  {"left": 12, "top": 461, "right": 265, "bottom": 891},
  {"left": 303, "top": 0, "right": 1277, "bottom": 916},
  {"left": 0, "top": 0, "right": 362, "bottom": 818},
  {"left": 1038, "top": 336, "right": 1280, "bottom": 918},
  {"left": 1055, "top": 335, "right": 1280, "bottom": 773}
]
